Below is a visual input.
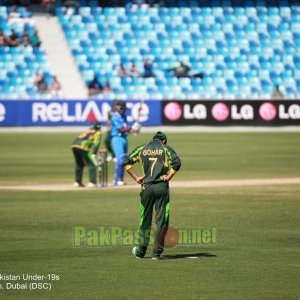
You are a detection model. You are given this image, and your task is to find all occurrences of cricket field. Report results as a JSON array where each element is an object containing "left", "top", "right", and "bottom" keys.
[{"left": 0, "top": 131, "right": 299, "bottom": 300}]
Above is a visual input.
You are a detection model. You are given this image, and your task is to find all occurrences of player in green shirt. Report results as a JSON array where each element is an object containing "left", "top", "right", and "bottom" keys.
[
  {"left": 71, "top": 121, "right": 102, "bottom": 187},
  {"left": 123, "top": 131, "right": 181, "bottom": 259}
]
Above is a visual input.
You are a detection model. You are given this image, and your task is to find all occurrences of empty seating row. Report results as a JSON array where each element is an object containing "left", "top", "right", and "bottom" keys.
[{"left": 60, "top": 6, "right": 300, "bottom": 99}]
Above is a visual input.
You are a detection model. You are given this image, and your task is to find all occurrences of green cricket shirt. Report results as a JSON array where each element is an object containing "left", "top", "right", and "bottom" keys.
[
  {"left": 71, "top": 129, "right": 101, "bottom": 154},
  {"left": 123, "top": 139, "right": 181, "bottom": 187}
]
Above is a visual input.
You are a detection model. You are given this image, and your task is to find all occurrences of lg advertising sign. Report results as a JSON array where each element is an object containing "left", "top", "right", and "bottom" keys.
[{"left": 162, "top": 101, "right": 300, "bottom": 126}]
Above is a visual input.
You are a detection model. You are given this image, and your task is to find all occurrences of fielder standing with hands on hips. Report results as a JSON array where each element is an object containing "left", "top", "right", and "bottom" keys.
[
  {"left": 111, "top": 100, "right": 141, "bottom": 186},
  {"left": 123, "top": 131, "right": 181, "bottom": 259}
]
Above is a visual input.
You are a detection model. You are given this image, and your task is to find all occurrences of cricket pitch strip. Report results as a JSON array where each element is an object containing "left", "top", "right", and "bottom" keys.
[{"left": 1, "top": 178, "right": 300, "bottom": 191}]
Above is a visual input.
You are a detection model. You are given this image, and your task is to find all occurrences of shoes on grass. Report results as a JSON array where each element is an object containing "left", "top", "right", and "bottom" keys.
[
  {"left": 73, "top": 182, "right": 98, "bottom": 187},
  {"left": 73, "top": 182, "right": 85, "bottom": 187},
  {"left": 132, "top": 246, "right": 144, "bottom": 259},
  {"left": 151, "top": 256, "right": 164, "bottom": 260},
  {"left": 115, "top": 181, "right": 126, "bottom": 186}
]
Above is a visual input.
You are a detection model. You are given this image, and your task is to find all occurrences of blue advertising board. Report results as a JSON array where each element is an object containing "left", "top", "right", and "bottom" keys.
[{"left": 0, "top": 100, "right": 162, "bottom": 126}]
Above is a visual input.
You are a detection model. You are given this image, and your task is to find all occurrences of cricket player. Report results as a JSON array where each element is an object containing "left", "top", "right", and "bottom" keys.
[
  {"left": 123, "top": 131, "right": 181, "bottom": 259},
  {"left": 111, "top": 100, "right": 140, "bottom": 186},
  {"left": 71, "top": 121, "right": 102, "bottom": 187},
  {"left": 105, "top": 100, "right": 118, "bottom": 162}
]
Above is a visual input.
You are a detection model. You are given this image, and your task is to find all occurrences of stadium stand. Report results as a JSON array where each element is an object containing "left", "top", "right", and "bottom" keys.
[
  {"left": 0, "top": 5, "right": 58, "bottom": 99},
  {"left": 57, "top": 1, "right": 300, "bottom": 100},
  {"left": 0, "top": 1, "right": 299, "bottom": 100}
]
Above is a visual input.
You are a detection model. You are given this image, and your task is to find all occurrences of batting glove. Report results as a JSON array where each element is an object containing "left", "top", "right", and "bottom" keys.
[{"left": 131, "top": 122, "right": 141, "bottom": 133}]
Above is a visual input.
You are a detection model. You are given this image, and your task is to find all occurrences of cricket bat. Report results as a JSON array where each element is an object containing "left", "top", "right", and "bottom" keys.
[
  {"left": 134, "top": 99, "right": 144, "bottom": 136},
  {"left": 136, "top": 99, "right": 144, "bottom": 124}
]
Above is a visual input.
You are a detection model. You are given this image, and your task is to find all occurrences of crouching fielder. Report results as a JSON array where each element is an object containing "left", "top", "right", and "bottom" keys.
[
  {"left": 123, "top": 131, "right": 181, "bottom": 259},
  {"left": 71, "top": 121, "right": 102, "bottom": 187}
]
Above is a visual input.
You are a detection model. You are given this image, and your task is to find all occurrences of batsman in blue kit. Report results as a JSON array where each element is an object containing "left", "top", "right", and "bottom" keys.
[
  {"left": 123, "top": 131, "right": 181, "bottom": 259},
  {"left": 110, "top": 100, "right": 140, "bottom": 186}
]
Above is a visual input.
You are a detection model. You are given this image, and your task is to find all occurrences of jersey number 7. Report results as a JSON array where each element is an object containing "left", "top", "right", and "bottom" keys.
[{"left": 149, "top": 158, "right": 157, "bottom": 177}]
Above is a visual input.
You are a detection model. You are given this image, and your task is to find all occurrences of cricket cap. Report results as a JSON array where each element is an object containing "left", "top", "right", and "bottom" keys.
[
  {"left": 90, "top": 121, "right": 101, "bottom": 131},
  {"left": 153, "top": 131, "right": 167, "bottom": 143}
]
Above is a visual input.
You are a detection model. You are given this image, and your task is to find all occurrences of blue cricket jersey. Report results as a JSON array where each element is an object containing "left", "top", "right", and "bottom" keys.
[{"left": 111, "top": 112, "right": 129, "bottom": 138}]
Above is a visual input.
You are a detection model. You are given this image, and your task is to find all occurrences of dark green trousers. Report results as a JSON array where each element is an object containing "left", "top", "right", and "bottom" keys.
[
  {"left": 137, "top": 181, "right": 170, "bottom": 258},
  {"left": 105, "top": 132, "right": 115, "bottom": 157},
  {"left": 72, "top": 148, "right": 97, "bottom": 184}
]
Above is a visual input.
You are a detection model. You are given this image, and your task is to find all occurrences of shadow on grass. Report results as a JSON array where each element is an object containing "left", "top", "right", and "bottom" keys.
[
  {"left": 0, "top": 249, "right": 217, "bottom": 262},
  {"left": 162, "top": 252, "right": 217, "bottom": 260}
]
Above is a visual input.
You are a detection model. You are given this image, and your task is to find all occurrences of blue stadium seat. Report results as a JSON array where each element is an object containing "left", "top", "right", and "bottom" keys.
[{"left": 53, "top": 5, "right": 300, "bottom": 99}]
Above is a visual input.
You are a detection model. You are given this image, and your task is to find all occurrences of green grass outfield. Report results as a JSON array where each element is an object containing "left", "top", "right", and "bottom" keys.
[
  {"left": 0, "top": 132, "right": 299, "bottom": 300},
  {"left": 0, "top": 132, "right": 300, "bottom": 184}
]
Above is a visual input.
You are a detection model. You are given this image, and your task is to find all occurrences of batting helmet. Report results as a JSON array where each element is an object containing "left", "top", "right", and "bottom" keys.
[{"left": 115, "top": 100, "right": 126, "bottom": 113}]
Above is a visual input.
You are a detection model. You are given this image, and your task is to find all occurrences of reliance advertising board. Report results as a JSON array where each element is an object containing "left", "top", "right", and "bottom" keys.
[
  {"left": 0, "top": 100, "right": 161, "bottom": 126},
  {"left": 162, "top": 101, "right": 300, "bottom": 126},
  {"left": 1, "top": 100, "right": 300, "bottom": 127}
]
